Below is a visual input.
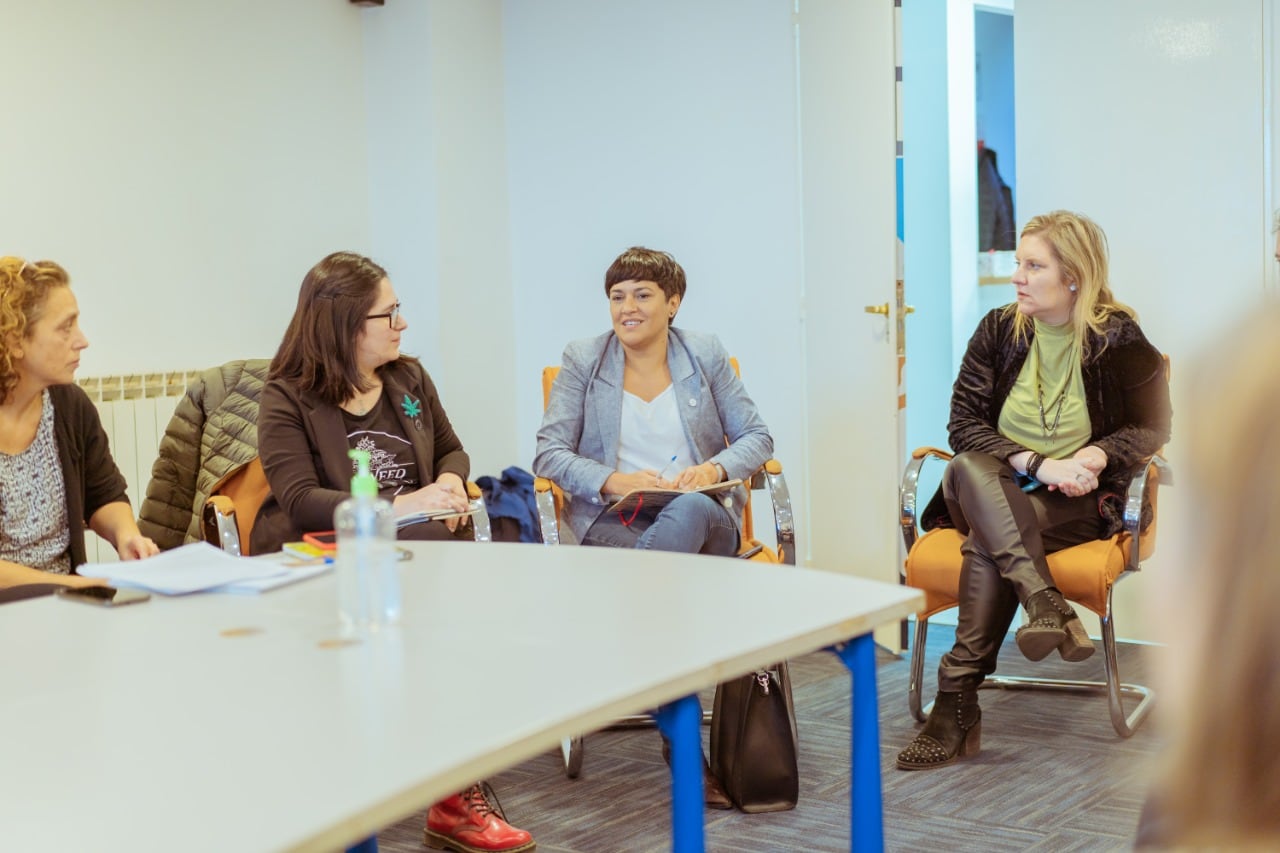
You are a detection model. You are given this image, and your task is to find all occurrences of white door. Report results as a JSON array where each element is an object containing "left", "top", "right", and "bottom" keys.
[{"left": 795, "top": 0, "right": 903, "bottom": 645}]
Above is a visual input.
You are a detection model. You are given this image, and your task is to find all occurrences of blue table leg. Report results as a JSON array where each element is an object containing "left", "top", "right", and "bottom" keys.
[
  {"left": 346, "top": 838, "right": 378, "bottom": 853},
  {"left": 653, "top": 695, "right": 705, "bottom": 853},
  {"left": 830, "top": 634, "right": 883, "bottom": 852}
]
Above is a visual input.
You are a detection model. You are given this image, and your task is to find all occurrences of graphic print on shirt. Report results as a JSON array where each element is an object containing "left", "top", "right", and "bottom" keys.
[{"left": 347, "top": 430, "right": 420, "bottom": 496}]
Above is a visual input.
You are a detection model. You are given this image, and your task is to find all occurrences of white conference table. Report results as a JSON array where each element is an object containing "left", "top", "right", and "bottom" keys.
[{"left": 0, "top": 541, "right": 920, "bottom": 853}]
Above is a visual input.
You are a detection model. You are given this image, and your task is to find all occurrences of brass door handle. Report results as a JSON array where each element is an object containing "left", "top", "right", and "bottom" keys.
[
  {"left": 904, "top": 305, "right": 916, "bottom": 315},
  {"left": 864, "top": 303, "right": 889, "bottom": 316}
]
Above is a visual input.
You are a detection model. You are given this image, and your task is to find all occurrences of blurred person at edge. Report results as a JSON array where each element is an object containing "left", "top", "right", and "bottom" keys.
[{"left": 1136, "top": 297, "right": 1280, "bottom": 849}]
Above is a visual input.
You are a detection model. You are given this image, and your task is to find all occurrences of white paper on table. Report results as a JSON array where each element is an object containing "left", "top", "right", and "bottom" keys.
[
  {"left": 208, "top": 553, "right": 331, "bottom": 594},
  {"left": 78, "top": 542, "right": 292, "bottom": 595}
]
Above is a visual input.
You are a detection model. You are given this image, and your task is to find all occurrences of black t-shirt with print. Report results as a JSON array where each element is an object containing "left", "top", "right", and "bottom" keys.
[{"left": 340, "top": 397, "right": 421, "bottom": 497}]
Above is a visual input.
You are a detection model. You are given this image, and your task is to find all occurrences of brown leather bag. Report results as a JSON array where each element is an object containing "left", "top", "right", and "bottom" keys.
[{"left": 710, "top": 660, "right": 799, "bottom": 813}]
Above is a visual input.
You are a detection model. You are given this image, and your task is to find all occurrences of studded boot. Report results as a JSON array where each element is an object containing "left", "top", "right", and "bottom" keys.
[
  {"left": 896, "top": 689, "right": 981, "bottom": 770},
  {"left": 1016, "top": 587, "right": 1095, "bottom": 662}
]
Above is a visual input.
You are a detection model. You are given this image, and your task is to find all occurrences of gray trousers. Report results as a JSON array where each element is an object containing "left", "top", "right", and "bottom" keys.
[{"left": 937, "top": 451, "right": 1104, "bottom": 692}]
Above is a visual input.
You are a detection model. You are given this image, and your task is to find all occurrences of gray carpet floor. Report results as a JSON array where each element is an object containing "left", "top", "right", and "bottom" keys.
[{"left": 374, "top": 623, "right": 1161, "bottom": 852}]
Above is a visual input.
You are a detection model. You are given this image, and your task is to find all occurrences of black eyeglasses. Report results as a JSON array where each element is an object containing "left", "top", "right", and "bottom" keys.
[{"left": 366, "top": 302, "right": 401, "bottom": 328}]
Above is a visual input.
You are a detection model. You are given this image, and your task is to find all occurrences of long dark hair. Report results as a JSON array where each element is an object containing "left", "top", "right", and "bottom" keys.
[{"left": 268, "top": 251, "right": 392, "bottom": 405}]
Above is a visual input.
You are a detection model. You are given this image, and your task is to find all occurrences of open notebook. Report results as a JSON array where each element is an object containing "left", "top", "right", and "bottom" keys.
[
  {"left": 606, "top": 478, "right": 743, "bottom": 518},
  {"left": 395, "top": 505, "right": 477, "bottom": 529}
]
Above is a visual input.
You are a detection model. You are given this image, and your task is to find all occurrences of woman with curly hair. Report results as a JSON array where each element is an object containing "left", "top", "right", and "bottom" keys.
[{"left": 0, "top": 257, "right": 157, "bottom": 601}]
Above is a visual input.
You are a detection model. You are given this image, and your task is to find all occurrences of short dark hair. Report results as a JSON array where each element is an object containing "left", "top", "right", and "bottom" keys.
[
  {"left": 604, "top": 247, "right": 687, "bottom": 304},
  {"left": 268, "top": 251, "right": 390, "bottom": 405}
]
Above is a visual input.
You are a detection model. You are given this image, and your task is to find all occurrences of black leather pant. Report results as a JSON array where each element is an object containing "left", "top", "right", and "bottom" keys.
[{"left": 937, "top": 451, "right": 1104, "bottom": 692}]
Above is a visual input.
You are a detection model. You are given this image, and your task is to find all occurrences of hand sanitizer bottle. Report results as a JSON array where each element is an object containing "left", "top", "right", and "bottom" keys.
[{"left": 335, "top": 448, "right": 399, "bottom": 634}]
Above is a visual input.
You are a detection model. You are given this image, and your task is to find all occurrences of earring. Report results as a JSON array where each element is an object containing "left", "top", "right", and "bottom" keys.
[{"left": 1068, "top": 284, "right": 1077, "bottom": 292}]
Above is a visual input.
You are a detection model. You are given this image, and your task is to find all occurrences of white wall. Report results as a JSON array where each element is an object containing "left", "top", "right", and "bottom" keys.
[
  {"left": 0, "top": 0, "right": 374, "bottom": 373},
  {"left": 1017, "top": 0, "right": 1270, "bottom": 642},
  {"left": 362, "top": 1, "right": 518, "bottom": 476},
  {"left": 502, "top": 0, "right": 805, "bottom": 486}
]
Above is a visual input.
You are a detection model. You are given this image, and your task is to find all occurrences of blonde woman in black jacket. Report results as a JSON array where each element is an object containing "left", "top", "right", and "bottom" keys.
[{"left": 897, "top": 212, "right": 1171, "bottom": 770}]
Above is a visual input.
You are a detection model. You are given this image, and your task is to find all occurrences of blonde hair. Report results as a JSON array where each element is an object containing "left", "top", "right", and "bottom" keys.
[
  {"left": 1156, "top": 300, "right": 1280, "bottom": 845},
  {"left": 1009, "top": 210, "right": 1134, "bottom": 359},
  {"left": 0, "top": 256, "right": 71, "bottom": 404}
]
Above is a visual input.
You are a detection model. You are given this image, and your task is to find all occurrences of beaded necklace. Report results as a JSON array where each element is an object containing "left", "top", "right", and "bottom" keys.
[{"left": 1034, "top": 337, "right": 1069, "bottom": 441}]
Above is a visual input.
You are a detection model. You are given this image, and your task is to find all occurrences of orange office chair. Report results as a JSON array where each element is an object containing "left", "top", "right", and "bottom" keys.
[
  {"left": 899, "top": 361, "right": 1172, "bottom": 738},
  {"left": 534, "top": 359, "right": 798, "bottom": 777},
  {"left": 203, "top": 457, "right": 271, "bottom": 556}
]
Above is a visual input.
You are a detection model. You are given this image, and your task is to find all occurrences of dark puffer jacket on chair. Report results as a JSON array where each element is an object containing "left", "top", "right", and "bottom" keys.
[{"left": 138, "top": 359, "right": 270, "bottom": 550}]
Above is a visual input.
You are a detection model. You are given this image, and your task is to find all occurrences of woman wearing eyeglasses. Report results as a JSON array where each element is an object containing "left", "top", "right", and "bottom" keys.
[
  {"left": 253, "top": 251, "right": 476, "bottom": 555},
  {"left": 252, "top": 251, "right": 536, "bottom": 853}
]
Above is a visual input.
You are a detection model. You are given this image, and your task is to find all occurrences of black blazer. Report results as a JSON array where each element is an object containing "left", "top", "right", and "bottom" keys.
[{"left": 251, "top": 358, "right": 468, "bottom": 553}]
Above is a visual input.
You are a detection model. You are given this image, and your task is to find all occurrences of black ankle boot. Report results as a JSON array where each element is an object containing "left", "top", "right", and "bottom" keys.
[
  {"left": 1016, "top": 587, "right": 1095, "bottom": 662},
  {"left": 896, "top": 689, "right": 981, "bottom": 770}
]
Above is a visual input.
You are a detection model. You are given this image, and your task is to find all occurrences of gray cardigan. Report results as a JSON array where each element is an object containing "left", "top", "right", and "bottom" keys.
[{"left": 533, "top": 328, "right": 773, "bottom": 543}]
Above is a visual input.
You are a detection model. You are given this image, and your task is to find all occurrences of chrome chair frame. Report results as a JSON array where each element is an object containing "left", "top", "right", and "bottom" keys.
[{"left": 899, "top": 448, "right": 1172, "bottom": 738}]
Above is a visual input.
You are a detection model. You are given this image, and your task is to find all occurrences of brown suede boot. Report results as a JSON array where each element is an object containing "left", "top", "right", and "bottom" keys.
[{"left": 1016, "top": 587, "right": 1095, "bottom": 662}]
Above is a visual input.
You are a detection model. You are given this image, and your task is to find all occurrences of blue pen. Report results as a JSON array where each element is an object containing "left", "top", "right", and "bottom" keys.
[{"left": 659, "top": 455, "right": 680, "bottom": 483}]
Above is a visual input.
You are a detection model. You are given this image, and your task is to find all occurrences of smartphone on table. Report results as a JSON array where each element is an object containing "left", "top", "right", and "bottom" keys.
[{"left": 55, "top": 586, "right": 152, "bottom": 607}]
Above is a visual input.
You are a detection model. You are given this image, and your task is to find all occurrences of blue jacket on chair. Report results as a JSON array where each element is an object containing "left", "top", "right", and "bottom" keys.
[{"left": 476, "top": 466, "right": 541, "bottom": 543}]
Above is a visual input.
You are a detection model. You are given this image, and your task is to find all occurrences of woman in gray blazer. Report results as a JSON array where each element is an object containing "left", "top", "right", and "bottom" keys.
[{"left": 533, "top": 246, "right": 774, "bottom": 807}]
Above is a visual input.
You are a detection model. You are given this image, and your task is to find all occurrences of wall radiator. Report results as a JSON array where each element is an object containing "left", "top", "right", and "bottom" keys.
[{"left": 75, "top": 371, "right": 200, "bottom": 563}]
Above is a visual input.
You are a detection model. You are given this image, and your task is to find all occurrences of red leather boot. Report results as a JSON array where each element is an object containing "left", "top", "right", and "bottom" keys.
[{"left": 424, "top": 783, "right": 536, "bottom": 853}]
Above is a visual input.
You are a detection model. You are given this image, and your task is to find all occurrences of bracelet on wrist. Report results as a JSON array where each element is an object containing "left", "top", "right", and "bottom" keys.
[{"left": 1026, "top": 452, "right": 1045, "bottom": 480}]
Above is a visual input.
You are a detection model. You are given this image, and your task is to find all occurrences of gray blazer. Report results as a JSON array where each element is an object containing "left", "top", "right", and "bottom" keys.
[{"left": 533, "top": 328, "right": 774, "bottom": 544}]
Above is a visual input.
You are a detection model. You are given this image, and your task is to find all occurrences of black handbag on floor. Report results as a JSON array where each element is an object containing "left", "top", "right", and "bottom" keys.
[{"left": 710, "top": 660, "right": 799, "bottom": 813}]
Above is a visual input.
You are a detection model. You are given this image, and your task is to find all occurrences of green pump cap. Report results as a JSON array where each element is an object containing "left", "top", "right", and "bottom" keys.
[{"left": 348, "top": 448, "right": 378, "bottom": 498}]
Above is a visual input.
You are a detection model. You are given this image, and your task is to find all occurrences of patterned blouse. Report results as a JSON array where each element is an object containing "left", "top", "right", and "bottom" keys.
[{"left": 0, "top": 391, "right": 71, "bottom": 574}]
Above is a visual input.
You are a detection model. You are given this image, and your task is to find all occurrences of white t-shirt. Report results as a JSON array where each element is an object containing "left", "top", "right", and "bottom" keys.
[{"left": 615, "top": 385, "right": 696, "bottom": 478}]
